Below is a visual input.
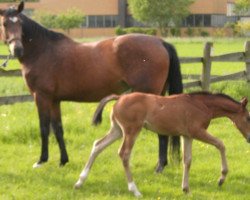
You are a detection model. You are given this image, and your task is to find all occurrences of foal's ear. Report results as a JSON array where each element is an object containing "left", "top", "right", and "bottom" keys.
[
  {"left": 240, "top": 97, "right": 248, "bottom": 108},
  {"left": 17, "top": 1, "right": 24, "bottom": 13}
]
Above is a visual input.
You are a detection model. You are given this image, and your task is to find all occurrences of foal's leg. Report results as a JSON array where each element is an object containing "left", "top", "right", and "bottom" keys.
[
  {"left": 33, "top": 94, "right": 51, "bottom": 168},
  {"left": 50, "top": 101, "right": 68, "bottom": 166},
  {"left": 182, "top": 136, "right": 193, "bottom": 193},
  {"left": 194, "top": 130, "right": 228, "bottom": 186},
  {"left": 74, "top": 120, "right": 122, "bottom": 189},
  {"left": 119, "top": 126, "right": 142, "bottom": 197}
]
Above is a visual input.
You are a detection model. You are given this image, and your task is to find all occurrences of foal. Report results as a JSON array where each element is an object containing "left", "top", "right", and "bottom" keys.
[{"left": 75, "top": 92, "right": 250, "bottom": 196}]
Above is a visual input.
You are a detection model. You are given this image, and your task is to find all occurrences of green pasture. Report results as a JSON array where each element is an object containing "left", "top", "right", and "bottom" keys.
[{"left": 0, "top": 37, "right": 250, "bottom": 200}]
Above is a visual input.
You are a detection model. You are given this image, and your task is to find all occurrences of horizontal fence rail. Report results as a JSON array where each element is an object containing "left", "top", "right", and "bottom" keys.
[{"left": 0, "top": 41, "right": 249, "bottom": 106}]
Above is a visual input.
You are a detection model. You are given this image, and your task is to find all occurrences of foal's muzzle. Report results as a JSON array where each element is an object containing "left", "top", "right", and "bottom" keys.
[{"left": 247, "top": 136, "right": 250, "bottom": 143}]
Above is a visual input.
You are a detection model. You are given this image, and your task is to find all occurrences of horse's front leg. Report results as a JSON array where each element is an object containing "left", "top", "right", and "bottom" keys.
[
  {"left": 50, "top": 101, "right": 68, "bottom": 166},
  {"left": 33, "top": 94, "right": 51, "bottom": 168},
  {"left": 182, "top": 136, "right": 193, "bottom": 193}
]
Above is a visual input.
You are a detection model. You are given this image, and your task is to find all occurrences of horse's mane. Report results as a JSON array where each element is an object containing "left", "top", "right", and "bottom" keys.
[
  {"left": 20, "top": 14, "right": 68, "bottom": 42},
  {"left": 189, "top": 91, "right": 240, "bottom": 105}
]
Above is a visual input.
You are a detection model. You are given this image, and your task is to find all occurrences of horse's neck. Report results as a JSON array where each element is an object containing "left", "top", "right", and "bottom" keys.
[
  {"left": 19, "top": 14, "right": 71, "bottom": 63},
  {"left": 197, "top": 96, "right": 241, "bottom": 119}
]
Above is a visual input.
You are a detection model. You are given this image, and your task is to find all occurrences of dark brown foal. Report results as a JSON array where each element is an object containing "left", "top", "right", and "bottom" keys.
[{"left": 75, "top": 92, "right": 250, "bottom": 196}]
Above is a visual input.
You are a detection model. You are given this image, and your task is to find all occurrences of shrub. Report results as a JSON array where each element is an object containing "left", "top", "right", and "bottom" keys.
[
  {"left": 185, "top": 27, "right": 194, "bottom": 37},
  {"left": 115, "top": 26, "right": 157, "bottom": 36},
  {"left": 236, "top": 21, "right": 250, "bottom": 36},
  {"left": 170, "top": 27, "right": 181, "bottom": 37}
]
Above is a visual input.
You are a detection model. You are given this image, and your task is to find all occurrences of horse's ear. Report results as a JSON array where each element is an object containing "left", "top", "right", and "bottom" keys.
[
  {"left": 240, "top": 97, "right": 248, "bottom": 108},
  {"left": 17, "top": 1, "right": 24, "bottom": 13}
]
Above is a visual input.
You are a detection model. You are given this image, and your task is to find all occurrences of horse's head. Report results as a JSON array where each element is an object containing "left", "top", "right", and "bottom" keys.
[
  {"left": 0, "top": 1, "right": 24, "bottom": 58},
  {"left": 233, "top": 97, "right": 250, "bottom": 143}
]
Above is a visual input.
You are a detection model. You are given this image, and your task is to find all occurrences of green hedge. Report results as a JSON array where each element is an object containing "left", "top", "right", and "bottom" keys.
[{"left": 115, "top": 26, "right": 157, "bottom": 36}]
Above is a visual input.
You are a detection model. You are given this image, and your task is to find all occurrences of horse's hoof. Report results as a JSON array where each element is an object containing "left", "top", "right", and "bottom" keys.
[
  {"left": 33, "top": 162, "right": 43, "bottom": 169},
  {"left": 155, "top": 163, "right": 167, "bottom": 173},
  {"left": 60, "top": 159, "right": 69, "bottom": 167}
]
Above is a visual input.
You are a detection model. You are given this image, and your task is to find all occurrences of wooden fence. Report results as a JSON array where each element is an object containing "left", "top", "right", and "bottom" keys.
[{"left": 0, "top": 41, "right": 249, "bottom": 106}]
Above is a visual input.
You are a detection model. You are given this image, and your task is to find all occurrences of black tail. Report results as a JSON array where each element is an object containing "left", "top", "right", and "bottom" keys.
[
  {"left": 163, "top": 41, "right": 183, "bottom": 162},
  {"left": 162, "top": 41, "right": 183, "bottom": 95},
  {"left": 92, "top": 94, "right": 120, "bottom": 126}
]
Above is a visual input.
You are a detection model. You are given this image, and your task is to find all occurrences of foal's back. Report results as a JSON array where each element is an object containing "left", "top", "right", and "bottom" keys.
[{"left": 113, "top": 93, "right": 212, "bottom": 136}]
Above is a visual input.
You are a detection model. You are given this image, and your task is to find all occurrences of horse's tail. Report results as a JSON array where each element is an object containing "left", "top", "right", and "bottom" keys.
[
  {"left": 92, "top": 94, "right": 120, "bottom": 126},
  {"left": 162, "top": 41, "right": 183, "bottom": 95},
  {"left": 162, "top": 41, "right": 183, "bottom": 162}
]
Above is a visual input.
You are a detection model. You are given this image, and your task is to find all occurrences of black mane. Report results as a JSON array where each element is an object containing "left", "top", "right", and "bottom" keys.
[
  {"left": 189, "top": 91, "right": 240, "bottom": 105},
  {"left": 20, "top": 14, "right": 67, "bottom": 42}
]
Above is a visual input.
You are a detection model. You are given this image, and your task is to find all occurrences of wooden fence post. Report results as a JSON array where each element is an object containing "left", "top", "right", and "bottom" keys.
[
  {"left": 245, "top": 41, "right": 250, "bottom": 82},
  {"left": 201, "top": 42, "right": 213, "bottom": 91}
]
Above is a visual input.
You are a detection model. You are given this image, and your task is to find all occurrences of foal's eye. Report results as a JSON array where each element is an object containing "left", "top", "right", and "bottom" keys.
[{"left": 3, "top": 21, "right": 7, "bottom": 27}]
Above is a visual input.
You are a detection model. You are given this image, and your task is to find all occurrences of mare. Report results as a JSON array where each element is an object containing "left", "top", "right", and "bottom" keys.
[
  {"left": 0, "top": 2, "right": 182, "bottom": 171},
  {"left": 74, "top": 92, "right": 250, "bottom": 197}
]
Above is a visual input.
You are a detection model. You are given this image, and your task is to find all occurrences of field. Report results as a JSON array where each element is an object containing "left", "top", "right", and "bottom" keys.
[{"left": 0, "top": 37, "right": 250, "bottom": 200}]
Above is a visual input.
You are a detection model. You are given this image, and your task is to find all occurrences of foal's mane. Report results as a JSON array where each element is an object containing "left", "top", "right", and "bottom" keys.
[
  {"left": 20, "top": 14, "right": 68, "bottom": 42},
  {"left": 189, "top": 91, "right": 240, "bottom": 105}
]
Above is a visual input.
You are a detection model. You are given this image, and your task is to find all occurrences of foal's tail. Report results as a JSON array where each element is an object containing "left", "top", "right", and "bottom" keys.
[
  {"left": 162, "top": 41, "right": 183, "bottom": 162},
  {"left": 92, "top": 94, "right": 120, "bottom": 126}
]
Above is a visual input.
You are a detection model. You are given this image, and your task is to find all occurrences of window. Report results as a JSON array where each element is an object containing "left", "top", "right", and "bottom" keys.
[
  {"left": 186, "top": 15, "right": 194, "bottom": 27},
  {"left": 195, "top": 15, "right": 203, "bottom": 27},
  {"left": 204, "top": 15, "right": 211, "bottom": 27},
  {"left": 85, "top": 15, "right": 118, "bottom": 28}
]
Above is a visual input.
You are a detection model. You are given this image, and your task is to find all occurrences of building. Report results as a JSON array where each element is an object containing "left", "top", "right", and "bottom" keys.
[{"left": 0, "top": 0, "right": 245, "bottom": 37}]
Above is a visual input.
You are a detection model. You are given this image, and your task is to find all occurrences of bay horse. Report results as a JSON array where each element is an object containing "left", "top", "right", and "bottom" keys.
[
  {"left": 0, "top": 2, "right": 182, "bottom": 171},
  {"left": 74, "top": 92, "right": 250, "bottom": 196}
]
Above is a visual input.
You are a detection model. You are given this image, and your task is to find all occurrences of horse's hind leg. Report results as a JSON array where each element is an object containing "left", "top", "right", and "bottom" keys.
[
  {"left": 33, "top": 94, "right": 51, "bottom": 168},
  {"left": 119, "top": 126, "right": 142, "bottom": 197},
  {"left": 194, "top": 129, "right": 228, "bottom": 186},
  {"left": 50, "top": 101, "right": 68, "bottom": 166},
  {"left": 74, "top": 120, "right": 122, "bottom": 189}
]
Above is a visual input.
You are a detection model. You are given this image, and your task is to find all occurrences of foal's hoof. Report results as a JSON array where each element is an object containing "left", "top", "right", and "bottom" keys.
[
  {"left": 218, "top": 178, "right": 225, "bottom": 186},
  {"left": 182, "top": 187, "right": 189, "bottom": 194}
]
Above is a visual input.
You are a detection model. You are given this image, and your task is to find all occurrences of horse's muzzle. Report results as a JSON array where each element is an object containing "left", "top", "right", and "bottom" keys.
[{"left": 13, "top": 46, "right": 24, "bottom": 58}]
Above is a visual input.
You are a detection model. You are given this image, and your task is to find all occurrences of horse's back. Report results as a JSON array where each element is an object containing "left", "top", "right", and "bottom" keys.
[{"left": 113, "top": 34, "right": 170, "bottom": 94}]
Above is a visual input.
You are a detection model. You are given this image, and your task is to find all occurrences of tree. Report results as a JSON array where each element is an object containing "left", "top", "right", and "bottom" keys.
[
  {"left": 33, "top": 11, "right": 57, "bottom": 29},
  {"left": 234, "top": 0, "right": 250, "bottom": 16},
  {"left": 55, "top": 8, "right": 85, "bottom": 34},
  {"left": 128, "top": 0, "right": 194, "bottom": 36},
  {"left": 33, "top": 8, "right": 84, "bottom": 34}
]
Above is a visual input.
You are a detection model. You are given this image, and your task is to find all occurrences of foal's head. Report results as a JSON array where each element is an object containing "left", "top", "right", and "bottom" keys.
[
  {"left": 0, "top": 1, "right": 24, "bottom": 58},
  {"left": 233, "top": 97, "right": 250, "bottom": 143}
]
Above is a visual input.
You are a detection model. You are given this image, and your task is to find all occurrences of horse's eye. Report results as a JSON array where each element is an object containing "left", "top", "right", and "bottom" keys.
[
  {"left": 247, "top": 116, "right": 250, "bottom": 122},
  {"left": 3, "top": 21, "right": 7, "bottom": 27}
]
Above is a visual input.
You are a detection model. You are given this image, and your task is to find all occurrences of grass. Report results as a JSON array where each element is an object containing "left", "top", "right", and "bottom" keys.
[{"left": 0, "top": 37, "right": 250, "bottom": 199}]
